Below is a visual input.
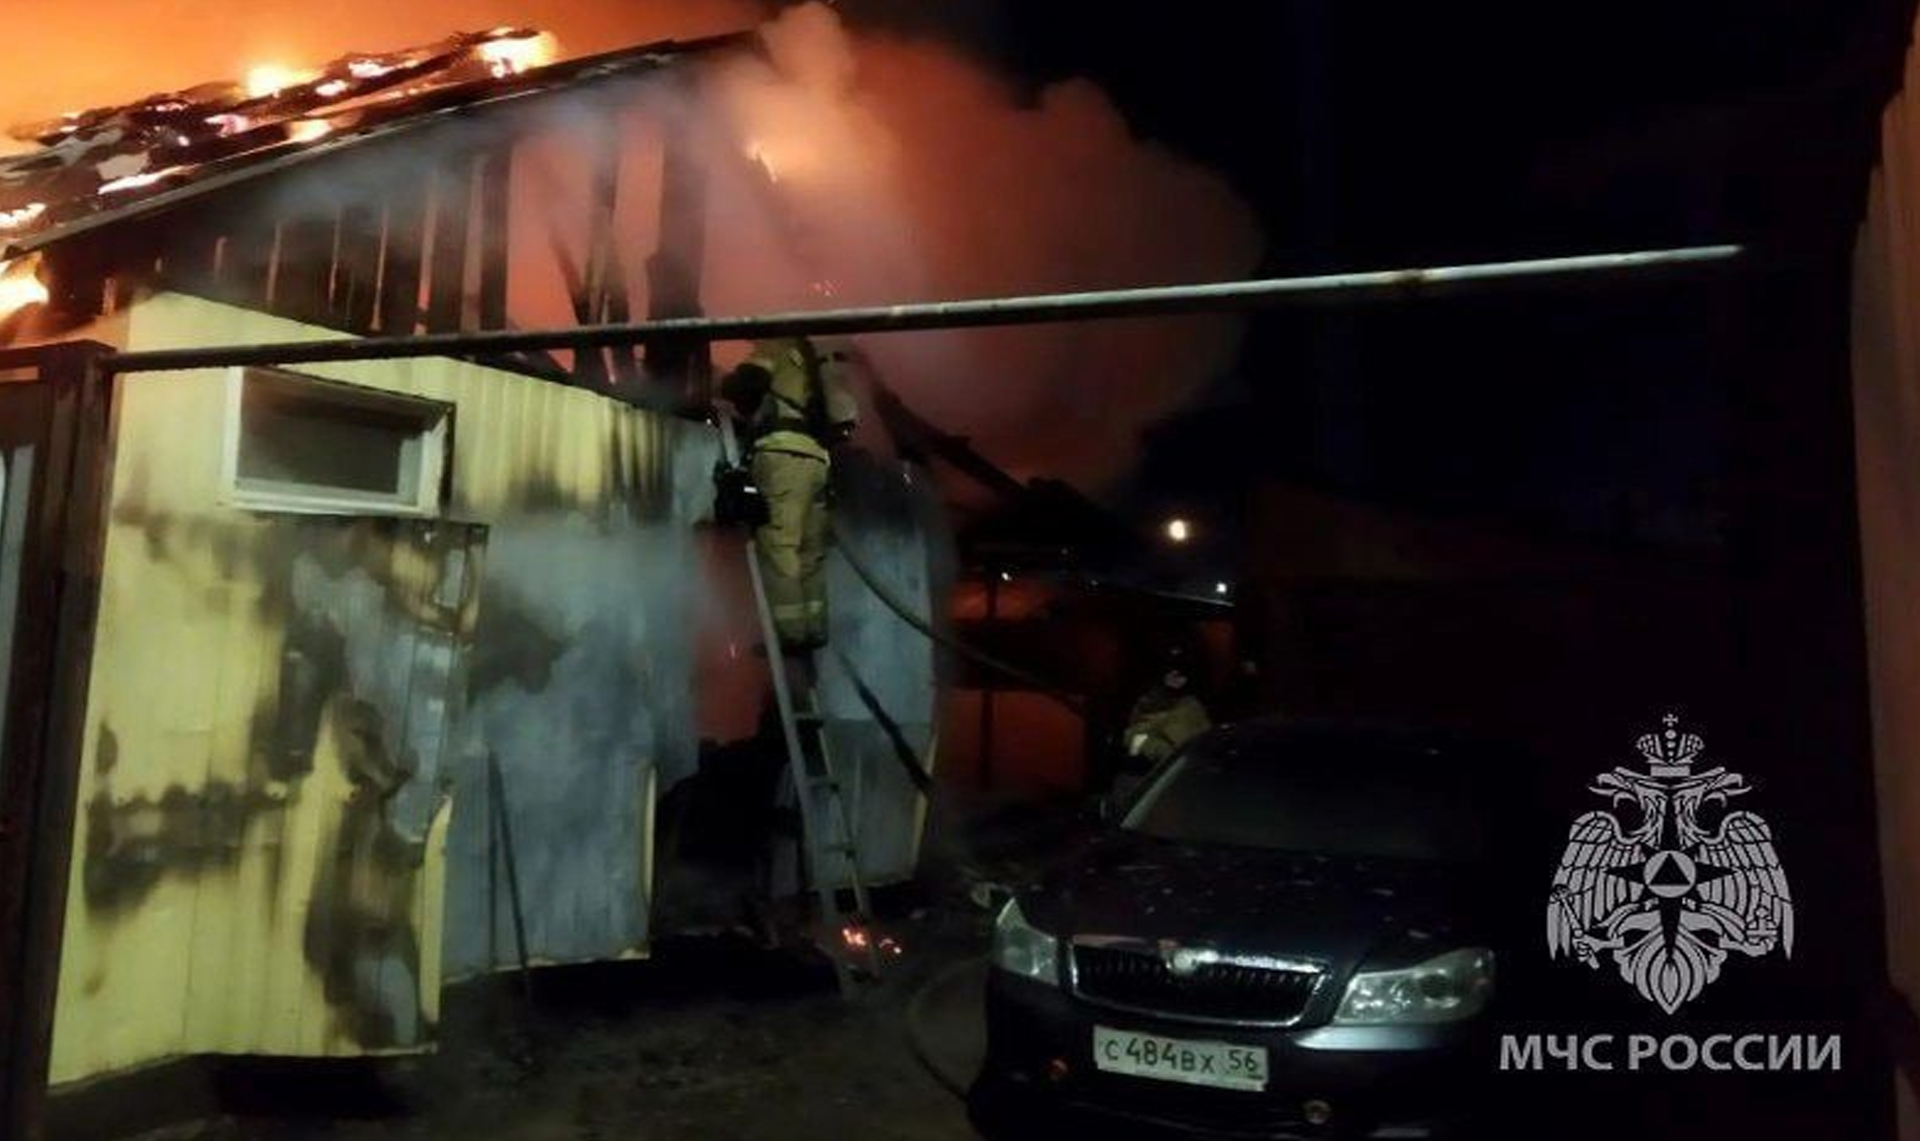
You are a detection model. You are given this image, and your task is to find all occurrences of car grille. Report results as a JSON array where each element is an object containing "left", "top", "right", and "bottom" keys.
[{"left": 1070, "top": 941, "right": 1323, "bottom": 1025}]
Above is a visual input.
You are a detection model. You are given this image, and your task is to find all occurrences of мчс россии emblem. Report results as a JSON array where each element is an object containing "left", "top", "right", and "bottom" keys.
[{"left": 1547, "top": 714, "right": 1793, "bottom": 1014}]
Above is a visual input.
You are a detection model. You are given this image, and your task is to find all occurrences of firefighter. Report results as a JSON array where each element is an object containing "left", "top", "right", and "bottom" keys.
[
  {"left": 720, "top": 336, "right": 859, "bottom": 651},
  {"left": 1123, "top": 653, "right": 1212, "bottom": 766}
]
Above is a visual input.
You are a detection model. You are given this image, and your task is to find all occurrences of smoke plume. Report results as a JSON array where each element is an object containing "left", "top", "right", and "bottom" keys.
[
  {"left": 697, "top": 4, "right": 1262, "bottom": 487},
  {"left": 0, "top": 0, "right": 1260, "bottom": 489}
]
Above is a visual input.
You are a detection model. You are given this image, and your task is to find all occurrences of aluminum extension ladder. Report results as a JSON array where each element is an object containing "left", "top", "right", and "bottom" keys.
[{"left": 718, "top": 418, "right": 880, "bottom": 993}]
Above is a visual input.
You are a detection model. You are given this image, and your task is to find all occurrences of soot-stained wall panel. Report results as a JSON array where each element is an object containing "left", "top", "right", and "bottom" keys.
[
  {"left": 49, "top": 293, "right": 716, "bottom": 1081},
  {"left": 813, "top": 451, "right": 948, "bottom": 886},
  {"left": 48, "top": 340, "right": 484, "bottom": 1081}
]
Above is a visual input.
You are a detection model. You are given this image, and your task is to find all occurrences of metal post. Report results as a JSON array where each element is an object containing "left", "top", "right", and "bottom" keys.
[
  {"left": 100, "top": 245, "right": 1744, "bottom": 376},
  {"left": 0, "top": 343, "right": 116, "bottom": 1141},
  {"left": 979, "top": 569, "right": 998, "bottom": 793}
]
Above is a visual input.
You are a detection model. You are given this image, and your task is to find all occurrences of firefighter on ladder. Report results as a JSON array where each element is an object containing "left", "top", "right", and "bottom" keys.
[{"left": 721, "top": 336, "right": 860, "bottom": 652}]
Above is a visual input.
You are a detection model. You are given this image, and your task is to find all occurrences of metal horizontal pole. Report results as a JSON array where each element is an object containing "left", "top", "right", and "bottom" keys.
[{"left": 103, "top": 244, "right": 1741, "bottom": 375}]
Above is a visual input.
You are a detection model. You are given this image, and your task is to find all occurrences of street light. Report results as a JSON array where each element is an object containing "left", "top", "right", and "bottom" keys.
[{"left": 1165, "top": 517, "right": 1193, "bottom": 544}]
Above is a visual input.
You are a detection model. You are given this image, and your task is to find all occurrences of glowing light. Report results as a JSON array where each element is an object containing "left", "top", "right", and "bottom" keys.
[
  {"left": 204, "top": 112, "right": 253, "bottom": 136},
  {"left": 347, "top": 58, "right": 397, "bottom": 80},
  {"left": 0, "top": 259, "right": 49, "bottom": 323},
  {"left": 0, "top": 202, "right": 46, "bottom": 231},
  {"left": 313, "top": 79, "right": 349, "bottom": 99},
  {"left": 1214, "top": 582, "right": 1230, "bottom": 596},
  {"left": 841, "top": 925, "right": 871, "bottom": 951},
  {"left": 245, "top": 64, "right": 315, "bottom": 98},
  {"left": 746, "top": 140, "right": 773, "bottom": 173},
  {"left": 98, "top": 168, "right": 181, "bottom": 195},
  {"left": 475, "top": 32, "right": 557, "bottom": 78},
  {"left": 285, "top": 120, "right": 333, "bottom": 145},
  {"left": 1165, "top": 517, "right": 1193, "bottom": 544}
]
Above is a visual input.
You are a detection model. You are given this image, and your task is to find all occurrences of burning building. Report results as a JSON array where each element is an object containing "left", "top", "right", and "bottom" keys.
[{"left": 0, "top": 24, "right": 943, "bottom": 1098}]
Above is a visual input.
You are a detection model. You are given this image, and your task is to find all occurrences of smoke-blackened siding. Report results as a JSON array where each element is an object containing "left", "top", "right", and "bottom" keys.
[
  {"left": 813, "top": 450, "right": 948, "bottom": 886},
  {"left": 48, "top": 293, "right": 715, "bottom": 1083}
]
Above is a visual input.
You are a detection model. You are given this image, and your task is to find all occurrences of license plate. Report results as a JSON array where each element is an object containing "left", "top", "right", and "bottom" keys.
[{"left": 1092, "top": 1025, "right": 1268, "bottom": 1092}]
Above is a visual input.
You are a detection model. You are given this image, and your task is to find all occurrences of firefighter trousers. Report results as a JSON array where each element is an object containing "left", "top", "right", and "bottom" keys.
[{"left": 750, "top": 447, "right": 831, "bottom": 648}]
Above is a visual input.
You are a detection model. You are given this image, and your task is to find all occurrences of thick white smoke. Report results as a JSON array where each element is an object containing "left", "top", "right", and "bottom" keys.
[
  {"left": 696, "top": 4, "right": 1263, "bottom": 487},
  {"left": 1, "top": 0, "right": 1261, "bottom": 488}
]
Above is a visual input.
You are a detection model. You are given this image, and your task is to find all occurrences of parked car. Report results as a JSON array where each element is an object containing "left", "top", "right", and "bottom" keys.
[{"left": 969, "top": 718, "right": 1504, "bottom": 1139}]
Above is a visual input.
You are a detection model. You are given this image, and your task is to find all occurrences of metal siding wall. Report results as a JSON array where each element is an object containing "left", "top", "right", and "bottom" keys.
[
  {"left": 815, "top": 456, "right": 946, "bottom": 886},
  {"left": 47, "top": 294, "right": 711, "bottom": 1083}
]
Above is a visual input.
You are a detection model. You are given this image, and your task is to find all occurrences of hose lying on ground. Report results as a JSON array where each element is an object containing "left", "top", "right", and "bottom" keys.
[{"left": 906, "top": 956, "right": 989, "bottom": 1100}]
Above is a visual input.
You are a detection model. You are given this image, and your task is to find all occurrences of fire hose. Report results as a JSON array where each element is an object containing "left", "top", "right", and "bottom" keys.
[{"left": 827, "top": 517, "right": 1087, "bottom": 718}]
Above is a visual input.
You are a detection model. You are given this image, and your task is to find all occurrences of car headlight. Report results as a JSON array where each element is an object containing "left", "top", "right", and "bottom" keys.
[
  {"left": 1333, "top": 947, "right": 1494, "bottom": 1025},
  {"left": 990, "top": 899, "right": 1060, "bottom": 985}
]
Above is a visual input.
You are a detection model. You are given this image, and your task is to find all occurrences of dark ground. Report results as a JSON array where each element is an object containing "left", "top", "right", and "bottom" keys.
[
  {"left": 86, "top": 923, "right": 978, "bottom": 1141},
  {"left": 76, "top": 795, "right": 1088, "bottom": 1141}
]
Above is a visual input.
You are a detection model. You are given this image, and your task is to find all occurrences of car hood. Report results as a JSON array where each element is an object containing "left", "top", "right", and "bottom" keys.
[{"left": 1034, "top": 833, "right": 1485, "bottom": 973}]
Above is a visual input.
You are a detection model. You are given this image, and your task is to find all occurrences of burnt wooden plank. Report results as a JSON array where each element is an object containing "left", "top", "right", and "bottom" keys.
[
  {"left": 603, "top": 244, "right": 643, "bottom": 388},
  {"left": 44, "top": 241, "right": 108, "bottom": 324},
  {"left": 218, "top": 193, "right": 280, "bottom": 311},
  {"left": 425, "top": 159, "right": 475, "bottom": 334},
  {"left": 157, "top": 207, "right": 224, "bottom": 298},
  {"left": 275, "top": 212, "right": 337, "bottom": 324},
  {"left": 378, "top": 189, "right": 428, "bottom": 336},
  {"left": 476, "top": 148, "right": 512, "bottom": 331},
  {"left": 646, "top": 102, "right": 712, "bottom": 408},
  {"left": 545, "top": 222, "right": 593, "bottom": 326},
  {"left": 574, "top": 113, "right": 621, "bottom": 387},
  {"left": 336, "top": 205, "right": 382, "bottom": 334}
]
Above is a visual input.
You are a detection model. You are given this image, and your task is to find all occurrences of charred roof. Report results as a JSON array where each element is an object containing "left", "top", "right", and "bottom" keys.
[{"left": 0, "top": 27, "right": 749, "bottom": 262}]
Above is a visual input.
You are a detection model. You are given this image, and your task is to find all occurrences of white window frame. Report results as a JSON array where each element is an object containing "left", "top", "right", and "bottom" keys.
[{"left": 221, "top": 366, "right": 451, "bottom": 517}]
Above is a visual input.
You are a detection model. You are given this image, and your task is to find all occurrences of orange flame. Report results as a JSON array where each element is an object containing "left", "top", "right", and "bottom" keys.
[
  {"left": 98, "top": 167, "right": 183, "bottom": 195},
  {"left": 346, "top": 58, "right": 399, "bottom": 80},
  {"left": 0, "top": 202, "right": 45, "bottom": 231},
  {"left": 475, "top": 31, "right": 557, "bottom": 79},
  {"left": 0, "top": 257, "right": 48, "bottom": 323},
  {"left": 245, "top": 64, "right": 317, "bottom": 99}
]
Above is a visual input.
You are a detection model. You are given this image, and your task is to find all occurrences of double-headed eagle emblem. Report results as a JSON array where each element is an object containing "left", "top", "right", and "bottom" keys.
[{"left": 1547, "top": 714, "right": 1793, "bottom": 1013}]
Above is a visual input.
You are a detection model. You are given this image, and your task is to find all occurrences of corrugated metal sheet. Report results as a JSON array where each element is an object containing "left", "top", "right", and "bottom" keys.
[
  {"left": 48, "top": 291, "right": 941, "bottom": 1084},
  {"left": 47, "top": 349, "right": 487, "bottom": 1077},
  {"left": 49, "top": 293, "right": 710, "bottom": 1081},
  {"left": 814, "top": 452, "right": 947, "bottom": 885}
]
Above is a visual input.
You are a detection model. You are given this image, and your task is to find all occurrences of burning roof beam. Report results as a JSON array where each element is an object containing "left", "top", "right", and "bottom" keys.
[
  {"left": 0, "top": 31, "right": 757, "bottom": 264},
  {"left": 476, "top": 150, "right": 512, "bottom": 332}
]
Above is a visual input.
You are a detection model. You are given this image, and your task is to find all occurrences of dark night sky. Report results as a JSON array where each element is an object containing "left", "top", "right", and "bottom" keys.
[{"left": 841, "top": 0, "right": 1907, "bottom": 571}]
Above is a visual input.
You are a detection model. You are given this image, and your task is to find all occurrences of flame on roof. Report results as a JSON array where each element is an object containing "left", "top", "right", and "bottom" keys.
[{"left": 0, "top": 28, "right": 557, "bottom": 246}]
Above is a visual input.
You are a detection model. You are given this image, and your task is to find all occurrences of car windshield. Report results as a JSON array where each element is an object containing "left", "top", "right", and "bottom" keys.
[{"left": 1121, "top": 731, "right": 1491, "bottom": 863}]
